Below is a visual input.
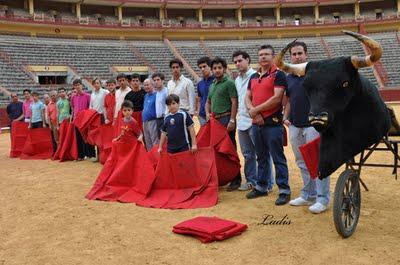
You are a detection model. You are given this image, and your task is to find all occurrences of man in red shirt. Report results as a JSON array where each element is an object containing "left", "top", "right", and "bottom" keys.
[
  {"left": 104, "top": 79, "right": 116, "bottom": 125},
  {"left": 245, "top": 45, "right": 291, "bottom": 205}
]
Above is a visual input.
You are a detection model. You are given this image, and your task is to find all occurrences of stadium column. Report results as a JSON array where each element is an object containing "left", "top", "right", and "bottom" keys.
[
  {"left": 28, "top": 0, "right": 34, "bottom": 15},
  {"left": 275, "top": 6, "right": 281, "bottom": 23},
  {"left": 197, "top": 8, "right": 203, "bottom": 22},
  {"left": 236, "top": 8, "right": 242, "bottom": 23},
  {"left": 117, "top": 6, "right": 123, "bottom": 21},
  {"left": 354, "top": 1, "right": 360, "bottom": 18},
  {"left": 76, "top": 3, "right": 81, "bottom": 18},
  {"left": 397, "top": 0, "right": 400, "bottom": 13},
  {"left": 159, "top": 8, "right": 165, "bottom": 21},
  {"left": 314, "top": 4, "right": 319, "bottom": 20}
]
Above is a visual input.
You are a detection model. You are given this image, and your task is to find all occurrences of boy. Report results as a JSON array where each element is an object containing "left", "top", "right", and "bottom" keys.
[
  {"left": 158, "top": 94, "right": 197, "bottom": 154},
  {"left": 22, "top": 89, "right": 33, "bottom": 123},
  {"left": 104, "top": 79, "right": 116, "bottom": 125},
  {"left": 29, "top": 92, "right": 46, "bottom": 129},
  {"left": 114, "top": 100, "right": 143, "bottom": 143},
  {"left": 56, "top": 88, "right": 70, "bottom": 127},
  {"left": 142, "top": 78, "right": 159, "bottom": 151},
  {"left": 90, "top": 77, "right": 109, "bottom": 123}
]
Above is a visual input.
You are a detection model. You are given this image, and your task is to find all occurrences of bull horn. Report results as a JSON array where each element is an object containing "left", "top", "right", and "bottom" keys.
[
  {"left": 342, "top": 30, "right": 382, "bottom": 69},
  {"left": 274, "top": 39, "right": 307, "bottom": 77}
]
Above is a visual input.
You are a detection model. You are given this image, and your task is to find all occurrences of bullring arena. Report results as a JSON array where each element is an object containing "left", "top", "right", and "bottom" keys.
[{"left": 1, "top": 0, "right": 400, "bottom": 264}]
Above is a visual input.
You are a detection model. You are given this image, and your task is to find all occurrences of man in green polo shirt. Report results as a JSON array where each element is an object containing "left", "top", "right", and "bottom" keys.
[{"left": 205, "top": 57, "right": 242, "bottom": 191}]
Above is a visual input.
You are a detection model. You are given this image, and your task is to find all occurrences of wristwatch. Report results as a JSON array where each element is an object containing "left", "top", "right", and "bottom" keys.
[{"left": 229, "top": 119, "right": 235, "bottom": 124}]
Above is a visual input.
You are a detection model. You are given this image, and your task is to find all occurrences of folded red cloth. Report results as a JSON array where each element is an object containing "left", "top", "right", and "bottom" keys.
[
  {"left": 299, "top": 136, "right": 321, "bottom": 180},
  {"left": 173, "top": 216, "right": 247, "bottom": 243}
]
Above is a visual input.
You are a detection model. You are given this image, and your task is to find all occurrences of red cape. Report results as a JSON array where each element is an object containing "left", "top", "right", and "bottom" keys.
[
  {"left": 20, "top": 128, "right": 53, "bottom": 160},
  {"left": 172, "top": 216, "right": 247, "bottom": 243},
  {"left": 114, "top": 111, "right": 143, "bottom": 137},
  {"left": 87, "top": 123, "right": 115, "bottom": 164},
  {"left": 9, "top": 121, "right": 29, "bottom": 158},
  {"left": 86, "top": 136, "right": 156, "bottom": 202},
  {"left": 53, "top": 120, "right": 78, "bottom": 162},
  {"left": 73, "top": 109, "right": 101, "bottom": 143},
  {"left": 137, "top": 147, "right": 218, "bottom": 209},
  {"left": 299, "top": 136, "right": 320, "bottom": 180},
  {"left": 196, "top": 118, "right": 240, "bottom": 186}
]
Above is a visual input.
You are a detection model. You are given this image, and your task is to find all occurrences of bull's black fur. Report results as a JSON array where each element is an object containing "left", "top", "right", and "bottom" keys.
[{"left": 303, "top": 56, "right": 391, "bottom": 179}]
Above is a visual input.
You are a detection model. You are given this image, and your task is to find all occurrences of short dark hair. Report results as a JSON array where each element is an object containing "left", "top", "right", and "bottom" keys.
[
  {"left": 197, "top": 56, "right": 211, "bottom": 67},
  {"left": 232, "top": 50, "right": 251, "bottom": 63},
  {"left": 31, "top": 91, "right": 39, "bottom": 96},
  {"left": 152, "top": 72, "right": 165, "bottom": 80},
  {"left": 169, "top": 58, "right": 183, "bottom": 68},
  {"left": 58, "top": 87, "right": 65, "bottom": 93},
  {"left": 211, "top": 57, "right": 227, "bottom": 69},
  {"left": 258, "top": 44, "right": 275, "bottom": 55},
  {"left": 23, "top": 89, "right": 31, "bottom": 94},
  {"left": 131, "top": 73, "right": 140, "bottom": 80},
  {"left": 92, "top": 77, "right": 100, "bottom": 85},
  {"left": 121, "top": 100, "right": 133, "bottom": 109},
  {"left": 116, "top": 73, "right": 126, "bottom": 81},
  {"left": 166, "top": 94, "right": 180, "bottom": 105},
  {"left": 106, "top": 79, "right": 116, "bottom": 84},
  {"left": 289, "top": 41, "right": 308, "bottom": 54},
  {"left": 73, "top": 79, "right": 82, "bottom": 85}
]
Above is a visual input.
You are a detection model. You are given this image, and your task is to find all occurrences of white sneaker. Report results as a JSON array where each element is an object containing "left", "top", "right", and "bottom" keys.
[
  {"left": 238, "top": 182, "right": 253, "bottom": 191},
  {"left": 289, "top": 197, "right": 314, "bottom": 206},
  {"left": 309, "top": 202, "right": 328, "bottom": 214}
]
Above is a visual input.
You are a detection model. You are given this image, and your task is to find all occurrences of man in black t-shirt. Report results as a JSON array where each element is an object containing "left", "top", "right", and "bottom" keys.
[
  {"left": 125, "top": 73, "right": 146, "bottom": 112},
  {"left": 283, "top": 41, "right": 330, "bottom": 214}
]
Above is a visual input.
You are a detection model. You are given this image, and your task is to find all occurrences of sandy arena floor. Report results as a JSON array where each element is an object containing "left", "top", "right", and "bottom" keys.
[{"left": 1, "top": 116, "right": 400, "bottom": 265}]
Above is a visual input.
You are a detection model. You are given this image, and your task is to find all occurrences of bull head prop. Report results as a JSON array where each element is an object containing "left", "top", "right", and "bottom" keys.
[{"left": 274, "top": 31, "right": 390, "bottom": 179}]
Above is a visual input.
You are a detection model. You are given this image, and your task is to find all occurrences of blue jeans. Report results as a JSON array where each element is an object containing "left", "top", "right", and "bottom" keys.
[
  {"left": 252, "top": 124, "right": 290, "bottom": 195},
  {"left": 238, "top": 128, "right": 257, "bottom": 185},
  {"left": 289, "top": 125, "right": 330, "bottom": 205}
]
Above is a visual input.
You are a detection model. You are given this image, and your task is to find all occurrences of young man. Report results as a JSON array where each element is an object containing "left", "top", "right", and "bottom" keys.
[
  {"left": 142, "top": 78, "right": 159, "bottom": 151},
  {"left": 22, "top": 89, "right": 33, "bottom": 123},
  {"left": 70, "top": 79, "right": 95, "bottom": 161},
  {"left": 196, "top": 56, "right": 214, "bottom": 126},
  {"left": 167, "top": 58, "right": 196, "bottom": 115},
  {"left": 232, "top": 50, "right": 258, "bottom": 191},
  {"left": 56, "top": 88, "right": 70, "bottom": 126},
  {"left": 90, "top": 78, "right": 109, "bottom": 123},
  {"left": 104, "top": 79, "right": 116, "bottom": 125},
  {"left": 152, "top": 72, "right": 168, "bottom": 138},
  {"left": 205, "top": 57, "right": 242, "bottom": 191},
  {"left": 46, "top": 91, "right": 59, "bottom": 152},
  {"left": 245, "top": 45, "right": 291, "bottom": 205},
  {"left": 125, "top": 73, "right": 146, "bottom": 113},
  {"left": 283, "top": 41, "right": 330, "bottom": 214},
  {"left": 29, "top": 92, "right": 46, "bottom": 129},
  {"left": 114, "top": 73, "right": 131, "bottom": 121},
  {"left": 6, "top": 93, "right": 24, "bottom": 129}
]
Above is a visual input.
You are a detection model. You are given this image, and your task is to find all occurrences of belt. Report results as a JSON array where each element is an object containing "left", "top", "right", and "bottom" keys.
[{"left": 213, "top": 112, "right": 231, "bottom": 119}]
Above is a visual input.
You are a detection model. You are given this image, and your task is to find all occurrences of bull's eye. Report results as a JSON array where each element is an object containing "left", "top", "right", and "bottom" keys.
[{"left": 342, "top": 81, "right": 349, "bottom": 88}]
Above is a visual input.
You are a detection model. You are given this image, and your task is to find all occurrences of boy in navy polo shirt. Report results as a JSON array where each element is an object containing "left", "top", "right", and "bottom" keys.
[{"left": 158, "top": 94, "right": 197, "bottom": 154}]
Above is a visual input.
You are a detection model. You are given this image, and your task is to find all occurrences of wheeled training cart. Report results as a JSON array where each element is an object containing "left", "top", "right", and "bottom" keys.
[{"left": 332, "top": 107, "right": 400, "bottom": 238}]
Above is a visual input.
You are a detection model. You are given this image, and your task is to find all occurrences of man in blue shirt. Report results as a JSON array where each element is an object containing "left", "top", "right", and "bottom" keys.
[
  {"left": 196, "top": 57, "right": 214, "bottom": 126},
  {"left": 142, "top": 78, "right": 158, "bottom": 151},
  {"left": 283, "top": 41, "right": 330, "bottom": 214},
  {"left": 6, "top": 93, "right": 24, "bottom": 128},
  {"left": 152, "top": 72, "right": 168, "bottom": 139}
]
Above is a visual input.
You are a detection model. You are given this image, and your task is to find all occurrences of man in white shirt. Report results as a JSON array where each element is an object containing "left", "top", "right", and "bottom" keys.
[
  {"left": 167, "top": 58, "right": 196, "bottom": 115},
  {"left": 90, "top": 78, "right": 109, "bottom": 122},
  {"left": 114, "top": 73, "right": 131, "bottom": 121},
  {"left": 233, "top": 50, "right": 258, "bottom": 191}
]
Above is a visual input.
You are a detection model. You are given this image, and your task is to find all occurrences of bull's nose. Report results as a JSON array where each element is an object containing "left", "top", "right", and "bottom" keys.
[{"left": 309, "top": 112, "right": 329, "bottom": 132}]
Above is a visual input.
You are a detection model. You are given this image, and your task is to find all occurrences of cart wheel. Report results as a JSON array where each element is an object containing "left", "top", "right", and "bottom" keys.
[{"left": 333, "top": 169, "right": 361, "bottom": 238}]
